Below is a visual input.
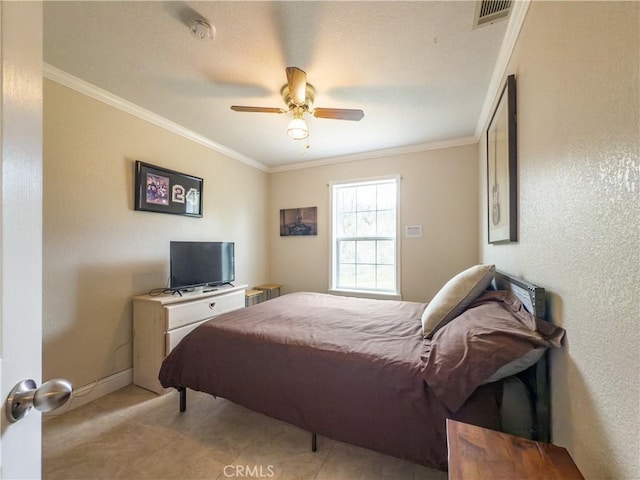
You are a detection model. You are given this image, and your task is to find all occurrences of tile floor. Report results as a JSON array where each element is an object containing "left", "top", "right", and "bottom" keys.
[{"left": 44, "top": 385, "right": 448, "bottom": 480}]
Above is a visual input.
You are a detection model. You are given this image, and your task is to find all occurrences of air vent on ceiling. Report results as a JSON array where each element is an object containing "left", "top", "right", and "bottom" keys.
[{"left": 473, "top": 0, "right": 512, "bottom": 29}]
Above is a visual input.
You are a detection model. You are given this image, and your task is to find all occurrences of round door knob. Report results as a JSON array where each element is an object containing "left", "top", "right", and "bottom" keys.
[{"left": 6, "top": 378, "right": 73, "bottom": 422}]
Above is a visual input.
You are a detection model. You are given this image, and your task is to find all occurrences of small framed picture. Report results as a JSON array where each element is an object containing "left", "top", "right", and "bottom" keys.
[
  {"left": 280, "top": 207, "right": 317, "bottom": 236},
  {"left": 134, "top": 161, "right": 203, "bottom": 217}
]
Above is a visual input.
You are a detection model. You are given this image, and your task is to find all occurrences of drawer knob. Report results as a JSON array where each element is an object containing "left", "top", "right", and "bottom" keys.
[{"left": 209, "top": 301, "right": 216, "bottom": 310}]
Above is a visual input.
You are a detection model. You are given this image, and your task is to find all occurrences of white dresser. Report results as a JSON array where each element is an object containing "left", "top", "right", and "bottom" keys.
[{"left": 132, "top": 284, "right": 247, "bottom": 394}]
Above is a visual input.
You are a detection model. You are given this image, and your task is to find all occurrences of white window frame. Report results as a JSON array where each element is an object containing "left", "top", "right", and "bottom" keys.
[{"left": 329, "top": 175, "right": 401, "bottom": 300}]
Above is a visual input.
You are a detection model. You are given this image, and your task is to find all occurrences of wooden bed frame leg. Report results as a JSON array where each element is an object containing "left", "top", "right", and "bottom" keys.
[
  {"left": 311, "top": 432, "right": 317, "bottom": 452},
  {"left": 178, "top": 387, "right": 186, "bottom": 412}
]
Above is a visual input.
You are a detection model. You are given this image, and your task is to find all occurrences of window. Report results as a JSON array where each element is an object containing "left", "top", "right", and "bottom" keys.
[{"left": 330, "top": 176, "right": 400, "bottom": 297}]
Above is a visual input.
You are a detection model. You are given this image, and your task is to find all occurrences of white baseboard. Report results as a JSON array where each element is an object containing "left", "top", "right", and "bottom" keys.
[{"left": 44, "top": 368, "right": 132, "bottom": 419}]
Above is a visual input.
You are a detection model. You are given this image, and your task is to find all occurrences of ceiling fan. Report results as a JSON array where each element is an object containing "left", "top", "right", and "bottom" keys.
[{"left": 231, "top": 67, "right": 365, "bottom": 140}]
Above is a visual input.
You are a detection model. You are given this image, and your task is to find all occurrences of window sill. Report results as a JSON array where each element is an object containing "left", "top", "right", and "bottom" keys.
[{"left": 328, "top": 289, "right": 402, "bottom": 301}]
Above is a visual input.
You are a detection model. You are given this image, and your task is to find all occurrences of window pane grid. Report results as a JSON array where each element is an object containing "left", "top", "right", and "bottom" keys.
[
  {"left": 336, "top": 238, "right": 396, "bottom": 291},
  {"left": 336, "top": 183, "right": 396, "bottom": 239}
]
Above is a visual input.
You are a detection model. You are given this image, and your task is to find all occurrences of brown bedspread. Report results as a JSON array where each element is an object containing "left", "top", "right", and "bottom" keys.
[{"left": 159, "top": 292, "right": 501, "bottom": 470}]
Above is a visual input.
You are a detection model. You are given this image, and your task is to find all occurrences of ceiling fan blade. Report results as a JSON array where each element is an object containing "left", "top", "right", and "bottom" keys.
[
  {"left": 312, "top": 108, "right": 365, "bottom": 121},
  {"left": 231, "top": 106, "right": 287, "bottom": 114},
  {"left": 286, "top": 67, "right": 307, "bottom": 106}
]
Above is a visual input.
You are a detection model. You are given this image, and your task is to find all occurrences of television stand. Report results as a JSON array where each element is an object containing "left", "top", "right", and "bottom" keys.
[
  {"left": 133, "top": 284, "right": 248, "bottom": 394},
  {"left": 201, "top": 282, "right": 235, "bottom": 293}
]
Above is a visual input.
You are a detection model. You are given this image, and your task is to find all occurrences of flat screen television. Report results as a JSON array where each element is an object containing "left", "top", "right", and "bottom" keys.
[{"left": 170, "top": 241, "right": 235, "bottom": 291}]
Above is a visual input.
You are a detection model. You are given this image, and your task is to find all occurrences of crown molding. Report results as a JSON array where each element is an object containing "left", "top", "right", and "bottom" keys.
[
  {"left": 475, "top": 0, "right": 531, "bottom": 139},
  {"left": 267, "top": 136, "right": 478, "bottom": 173},
  {"left": 44, "top": 50, "right": 517, "bottom": 175},
  {"left": 43, "top": 64, "right": 268, "bottom": 172}
]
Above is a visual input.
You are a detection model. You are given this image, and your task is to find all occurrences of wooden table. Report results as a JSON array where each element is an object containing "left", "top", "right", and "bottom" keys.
[
  {"left": 245, "top": 289, "right": 263, "bottom": 307},
  {"left": 253, "top": 284, "right": 283, "bottom": 300},
  {"left": 446, "top": 419, "right": 584, "bottom": 480}
]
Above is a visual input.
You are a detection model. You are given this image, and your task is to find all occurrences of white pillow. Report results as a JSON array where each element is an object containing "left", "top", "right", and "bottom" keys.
[{"left": 421, "top": 264, "right": 495, "bottom": 338}]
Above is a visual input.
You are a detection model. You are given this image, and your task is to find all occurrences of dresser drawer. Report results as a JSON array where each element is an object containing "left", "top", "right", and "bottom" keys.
[
  {"left": 165, "top": 290, "right": 244, "bottom": 330},
  {"left": 133, "top": 284, "right": 247, "bottom": 395},
  {"left": 165, "top": 318, "right": 209, "bottom": 354}
]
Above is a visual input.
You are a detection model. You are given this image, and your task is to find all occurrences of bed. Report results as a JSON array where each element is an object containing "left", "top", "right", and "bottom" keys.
[{"left": 159, "top": 267, "right": 565, "bottom": 471}]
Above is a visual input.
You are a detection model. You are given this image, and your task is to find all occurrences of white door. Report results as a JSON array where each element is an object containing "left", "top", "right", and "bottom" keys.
[{"left": 0, "top": 2, "right": 44, "bottom": 479}]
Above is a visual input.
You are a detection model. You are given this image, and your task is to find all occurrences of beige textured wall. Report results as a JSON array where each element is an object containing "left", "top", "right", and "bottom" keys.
[
  {"left": 43, "top": 79, "right": 269, "bottom": 388},
  {"left": 269, "top": 145, "right": 479, "bottom": 302},
  {"left": 479, "top": 2, "right": 639, "bottom": 478}
]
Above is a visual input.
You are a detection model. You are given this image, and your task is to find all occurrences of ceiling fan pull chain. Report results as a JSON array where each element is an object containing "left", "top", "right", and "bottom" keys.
[{"left": 301, "top": 139, "right": 310, "bottom": 155}]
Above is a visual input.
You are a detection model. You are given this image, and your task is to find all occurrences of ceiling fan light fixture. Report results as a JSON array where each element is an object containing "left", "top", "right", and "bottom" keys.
[
  {"left": 287, "top": 116, "right": 309, "bottom": 140},
  {"left": 230, "top": 67, "right": 364, "bottom": 140}
]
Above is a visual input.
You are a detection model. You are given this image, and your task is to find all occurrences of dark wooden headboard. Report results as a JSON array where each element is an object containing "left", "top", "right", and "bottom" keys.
[{"left": 490, "top": 270, "right": 550, "bottom": 442}]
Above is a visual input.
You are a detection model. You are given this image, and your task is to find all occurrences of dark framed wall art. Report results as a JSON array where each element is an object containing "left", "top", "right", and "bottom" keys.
[
  {"left": 487, "top": 74, "right": 517, "bottom": 244},
  {"left": 280, "top": 207, "right": 318, "bottom": 236},
  {"left": 134, "top": 161, "right": 203, "bottom": 217}
]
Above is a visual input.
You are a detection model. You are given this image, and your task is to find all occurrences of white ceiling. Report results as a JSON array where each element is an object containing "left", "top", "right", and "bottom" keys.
[{"left": 43, "top": 1, "right": 509, "bottom": 169}]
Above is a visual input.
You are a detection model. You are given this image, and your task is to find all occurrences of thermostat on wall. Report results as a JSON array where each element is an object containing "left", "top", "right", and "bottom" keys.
[{"left": 405, "top": 225, "right": 423, "bottom": 238}]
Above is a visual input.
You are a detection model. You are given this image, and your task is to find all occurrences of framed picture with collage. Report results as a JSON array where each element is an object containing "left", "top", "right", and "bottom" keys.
[{"left": 134, "top": 161, "right": 203, "bottom": 218}]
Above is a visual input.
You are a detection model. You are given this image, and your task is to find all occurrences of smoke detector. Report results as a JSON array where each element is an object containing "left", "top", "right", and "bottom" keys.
[{"left": 189, "top": 18, "right": 215, "bottom": 41}]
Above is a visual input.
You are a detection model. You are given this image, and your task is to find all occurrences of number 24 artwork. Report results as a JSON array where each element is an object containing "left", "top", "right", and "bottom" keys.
[{"left": 134, "top": 161, "right": 203, "bottom": 218}]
